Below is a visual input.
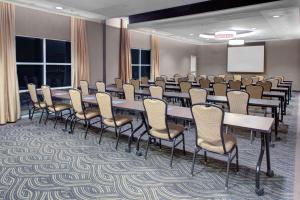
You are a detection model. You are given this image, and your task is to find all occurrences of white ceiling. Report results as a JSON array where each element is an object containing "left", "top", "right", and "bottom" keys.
[{"left": 3, "top": 0, "right": 300, "bottom": 44}]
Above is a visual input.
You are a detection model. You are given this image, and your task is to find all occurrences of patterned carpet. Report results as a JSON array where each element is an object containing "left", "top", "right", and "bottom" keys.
[{"left": 0, "top": 94, "right": 298, "bottom": 200}]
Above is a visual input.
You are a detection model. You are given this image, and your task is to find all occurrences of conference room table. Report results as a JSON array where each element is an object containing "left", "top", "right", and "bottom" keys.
[
  {"left": 102, "top": 86, "right": 282, "bottom": 137},
  {"left": 47, "top": 89, "right": 274, "bottom": 196}
]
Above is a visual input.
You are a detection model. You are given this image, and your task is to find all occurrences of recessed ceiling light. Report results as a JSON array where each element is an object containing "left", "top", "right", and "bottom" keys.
[
  {"left": 273, "top": 15, "right": 280, "bottom": 18},
  {"left": 55, "top": 6, "right": 63, "bottom": 10}
]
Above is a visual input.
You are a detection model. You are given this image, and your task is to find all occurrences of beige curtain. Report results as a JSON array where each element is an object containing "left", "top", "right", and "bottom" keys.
[
  {"left": 71, "top": 17, "right": 90, "bottom": 88},
  {"left": 151, "top": 34, "right": 160, "bottom": 80},
  {"left": 0, "top": 2, "right": 20, "bottom": 125},
  {"left": 119, "top": 19, "right": 131, "bottom": 83}
]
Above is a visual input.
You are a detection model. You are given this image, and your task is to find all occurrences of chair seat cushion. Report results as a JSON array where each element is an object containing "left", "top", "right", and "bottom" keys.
[
  {"left": 150, "top": 123, "right": 184, "bottom": 140},
  {"left": 198, "top": 134, "right": 236, "bottom": 154},
  {"left": 75, "top": 108, "right": 100, "bottom": 120},
  {"left": 34, "top": 102, "right": 46, "bottom": 109},
  {"left": 48, "top": 103, "right": 71, "bottom": 112},
  {"left": 103, "top": 115, "right": 132, "bottom": 127}
]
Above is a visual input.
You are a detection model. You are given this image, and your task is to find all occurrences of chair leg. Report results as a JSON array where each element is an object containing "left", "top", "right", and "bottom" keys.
[
  {"left": 250, "top": 130, "right": 254, "bottom": 144},
  {"left": 30, "top": 108, "right": 36, "bottom": 120},
  {"left": 144, "top": 137, "right": 151, "bottom": 160},
  {"left": 204, "top": 151, "right": 207, "bottom": 164},
  {"left": 235, "top": 146, "right": 239, "bottom": 172},
  {"left": 71, "top": 119, "right": 77, "bottom": 134},
  {"left": 191, "top": 148, "right": 197, "bottom": 176},
  {"left": 115, "top": 128, "right": 121, "bottom": 150},
  {"left": 225, "top": 154, "right": 231, "bottom": 190},
  {"left": 54, "top": 112, "right": 59, "bottom": 129},
  {"left": 84, "top": 121, "right": 90, "bottom": 139},
  {"left": 44, "top": 111, "right": 49, "bottom": 125},
  {"left": 98, "top": 123, "right": 104, "bottom": 144},
  {"left": 182, "top": 134, "right": 186, "bottom": 155},
  {"left": 39, "top": 109, "right": 44, "bottom": 124},
  {"left": 170, "top": 139, "right": 176, "bottom": 168},
  {"left": 159, "top": 139, "right": 162, "bottom": 149}
]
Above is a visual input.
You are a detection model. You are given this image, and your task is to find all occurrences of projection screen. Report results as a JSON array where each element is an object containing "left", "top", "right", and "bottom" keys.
[{"left": 227, "top": 45, "right": 265, "bottom": 73}]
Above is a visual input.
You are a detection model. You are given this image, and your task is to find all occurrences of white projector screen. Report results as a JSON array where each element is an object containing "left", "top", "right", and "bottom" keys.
[{"left": 227, "top": 45, "right": 265, "bottom": 73}]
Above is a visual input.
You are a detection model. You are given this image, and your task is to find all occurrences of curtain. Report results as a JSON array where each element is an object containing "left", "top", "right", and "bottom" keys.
[
  {"left": 0, "top": 2, "right": 20, "bottom": 125},
  {"left": 71, "top": 17, "right": 90, "bottom": 88},
  {"left": 151, "top": 34, "right": 160, "bottom": 80},
  {"left": 119, "top": 19, "right": 131, "bottom": 83}
]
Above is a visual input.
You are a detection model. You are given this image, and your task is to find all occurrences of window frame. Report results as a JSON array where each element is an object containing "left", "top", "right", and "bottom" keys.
[
  {"left": 16, "top": 35, "right": 72, "bottom": 93},
  {"left": 131, "top": 48, "right": 151, "bottom": 81}
]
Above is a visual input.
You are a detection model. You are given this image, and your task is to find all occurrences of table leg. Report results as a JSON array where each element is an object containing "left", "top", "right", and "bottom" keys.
[
  {"left": 280, "top": 97, "right": 283, "bottom": 122},
  {"left": 125, "top": 112, "right": 146, "bottom": 153},
  {"left": 255, "top": 132, "right": 265, "bottom": 196},
  {"left": 265, "top": 132, "right": 274, "bottom": 177},
  {"left": 283, "top": 96, "right": 287, "bottom": 115},
  {"left": 272, "top": 107, "right": 280, "bottom": 141}
]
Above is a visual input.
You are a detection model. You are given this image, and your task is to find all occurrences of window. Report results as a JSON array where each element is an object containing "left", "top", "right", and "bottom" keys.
[
  {"left": 131, "top": 49, "right": 151, "bottom": 80},
  {"left": 16, "top": 36, "right": 71, "bottom": 91}
]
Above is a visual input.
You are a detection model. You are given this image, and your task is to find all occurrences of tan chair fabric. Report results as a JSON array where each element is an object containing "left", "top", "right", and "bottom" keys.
[
  {"left": 199, "top": 75, "right": 207, "bottom": 79},
  {"left": 103, "top": 115, "right": 132, "bottom": 127},
  {"left": 96, "top": 92, "right": 113, "bottom": 119},
  {"left": 143, "top": 98, "right": 167, "bottom": 131},
  {"left": 96, "top": 81, "right": 105, "bottom": 92},
  {"left": 199, "top": 79, "right": 210, "bottom": 89},
  {"left": 27, "top": 83, "right": 39, "bottom": 104},
  {"left": 130, "top": 79, "right": 140, "bottom": 90},
  {"left": 0, "top": 2, "right": 21, "bottom": 124},
  {"left": 227, "top": 91, "right": 249, "bottom": 115},
  {"left": 149, "top": 86, "right": 163, "bottom": 99},
  {"left": 41, "top": 85, "right": 53, "bottom": 107},
  {"left": 213, "top": 83, "right": 227, "bottom": 96},
  {"left": 207, "top": 75, "right": 215, "bottom": 83},
  {"left": 69, "top": 89, "right": 83, "bottom": 114},
  {"left": 189, "top": 88, "right": 207, "bottom": 105},
  {"left": 123, "top": 84, "right": 135, "bottom": 101},
  {"left": 155, "top": 80, "right": 165, "bottom": 91},
  {"left": 192, "top": 104, "right": 236, "bottom": 154},
  {"left": 180, "top": 82, "right": 192, "bottom": 93},
  {"left": 269, "top": 79, "right": 279, "bottom": 89},
  {"left": 246, "top": 85, "right": 263, "bottom": 99},
  {"left": 188, "top": 74, "right": 195, "bottom": 82},
  {"left": 141, "top": 77, "right": 149, "bottom": 85},
  {"left": 228, "top": 80, "right": 241, "bottom": 90},
  {"left": 160, "top": 75, "right": 167, "bottom": 82},
  {"left": 218, "top": 74, "right": 226, "bottom": 78},
  {"left": 178, "top": 77, "right": 188, "bottom": 84},
  {"left": 156, "top": 77, "right": 164, "bottom": 81},
  {"left": 47, "top": 103, "right": 71, "bottom": 113},
  {"left": 71, "top": 17, "right": 90, "bottom": 89},
  {"left": 257, "top": 75, "right": 265, "bottom": 81},
  {"left": 252, "top": 77, "right": 259, "bottom": 84},
  {"left": 257, "top": 81, "right": 272, "bottom": 92},
  {"left": 242, "top": 77, "right": 253, "bottom": 86},
  {"left": 115, "top": 78, "right": 123, "bottom": 89},
  {"left": 214, "top": 77, "right": 224, "bottom": 83},
  {"left": 150, "top": 123, "right": 184, "bottom": 139},
  {"left": 75, "top": 108, "right": 99, "bottom": 120},
  {"left": 79, "top": 80, "right": 89, "bottom": 96},
  {"left": 225, "top": 75, "right": 234, "bottom": 82},
  {"left": 174, "top": 74, "right": 182, "bottom": 83},
  {"left": 233, "top": 74, "right": 242, "bottom": 81}
]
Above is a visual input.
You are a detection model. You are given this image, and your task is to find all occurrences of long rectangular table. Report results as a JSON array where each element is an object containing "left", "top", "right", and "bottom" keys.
[
  {"left": 102, "top": 86, "right": 281, "bottom": 141},
  {"left": 48, "top": 89, "right": 274, "bottom": 196}
]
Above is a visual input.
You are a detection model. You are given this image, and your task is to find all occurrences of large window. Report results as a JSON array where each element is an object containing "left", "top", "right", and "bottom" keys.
[
  {"left": 16, "top": 36, "right": 71, "bottom": 91},
  {"left": 131, "top": 49, "right": 151, "bottom": 80}
]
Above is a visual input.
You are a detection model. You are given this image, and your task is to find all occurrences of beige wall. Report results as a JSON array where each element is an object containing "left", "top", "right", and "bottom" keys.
[
  {"left": 15, "top": 6, "right": 103, "bottom": 85},
  {"left": 197, "top": 40, "right": 300, "bottom": 91}
]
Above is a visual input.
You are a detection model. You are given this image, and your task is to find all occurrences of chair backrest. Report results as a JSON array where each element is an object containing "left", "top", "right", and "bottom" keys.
[
  {"left": 242, "top": 77, "right": 253, "bottom": 86},
  {"left": 143, "top": 98, "right": 167, "bottom": 132},
  {"left": 69, "top": 89, "right": 84, "bottom": 114},
  {"left": 174, "top": 74, "right": 182, "bottom": 83},
  {"left": 149, "top": 86, "right": 163, "bottom": 99},
  {"left": 207, "top": 75, "right": 215, "bottom": 82},
  {"left": 178, "top": 77, "right": 188, "bottom": 84},
  {"left": 218, "top": 74, "right": 226, "bottom": 78},
  {"left": 115, "top": 78, "right": 123, "bottom": 89},
  {"left": 188, "top": 74, "right": 195, "bottom": 82},
  {"left": 274, "top": 76, "right": 283, "bottom": 84},
  {"left": 199, "top": 75, "right": 207, "bottom": 79},
  {"left": 269, "top": 79, "right": 279, "bottom": 89},
  {"left": 228, "top": 80, "right": 241, "bottom": 90},
  {"left": 275, "top": 75, "right": 284, "bottom": 82},
  {"left": 155, "top": 80, "right": 165, "bottom": 91},
  {"left": 96, "top": 92, "right": 113, "bottom": 119},
  {"left": 191, "top": 104, "right": 226, "bottom": 153},
  {"left": 79, "top": 80, "right": 89, "bottom": 96},
  {"left": 213, "top": 83, "right": 227, "bottom": 96},
  {"left": 123, "top": 84, "right": 135, "bottom": 101},
  {"left": 252, "top": 76, "right": 259, "bottom": 84},
  {"left": 246, "top": 85, "right": 263, "bottom": 99},
  {"left": 257, "top": 75, "right": 265, "bottom": 81},
  {"left": 227, "top": 91, "right": 249, "bottom": 115},
  {"left": 180, "top": 81, "right": 192, "bottom": 93},
  {"left": 233, "top": 74, "right": 242, "bottom": 81},
  {"left": 189, "top": 88, "right": 207, "bottom": 105},
  {"left": 257, "top": 81, "right": 272, "bottom": 92},
  {"left": 160, "top": 75, "right": 168, "bottom": 82},
  {"left": 130, "top": 79, "right": 140, "bottom": 90},
  {"left": 96, "top": 81, "right": 105, "bottom": 92},
  {"left": 214, "top": 77, "right": 224, "bottom": 83},
  {"left": 27, "top": 83, "right": 39, "bottom": 104},
  {"left": 225, "top": 75, "right": 234, "bottom": 82},
  {"left": 156, "top": 77, "right": 164, "bottom": 81},
  {"left": 41, "top": 85, "right": 53, "bottom": 107},
  {"left": 199, "top": 79, "right": 210, "bottom": 89},
  {"left": 141, "top": 77, "right": 149, "bottom": 85}
]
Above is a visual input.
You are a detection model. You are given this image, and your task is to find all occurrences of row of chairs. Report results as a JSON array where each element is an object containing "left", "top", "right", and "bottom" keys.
[{"left": 27, "top": 82, "right": 239, "bottom": 190}]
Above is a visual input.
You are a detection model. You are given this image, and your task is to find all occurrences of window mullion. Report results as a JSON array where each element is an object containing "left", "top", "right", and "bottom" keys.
[{"left": 43, "top": 39, "right": 46, "bottom": 85}]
